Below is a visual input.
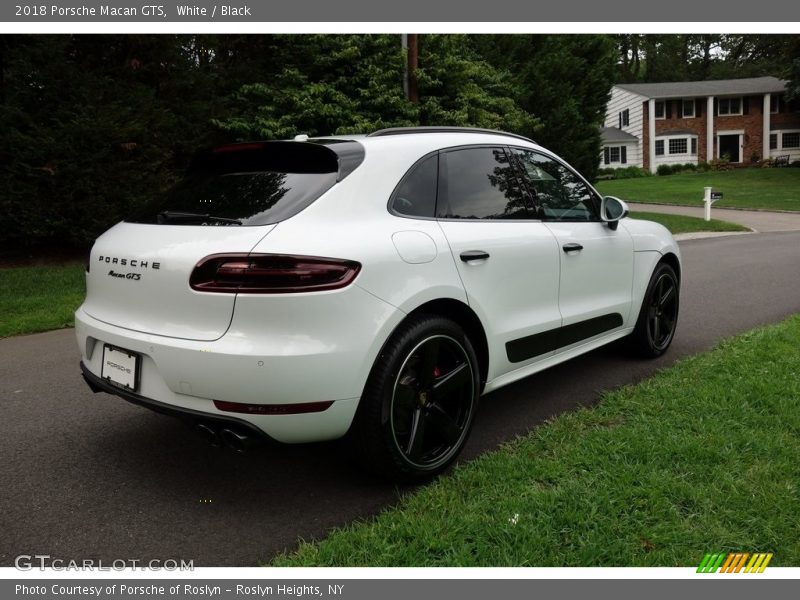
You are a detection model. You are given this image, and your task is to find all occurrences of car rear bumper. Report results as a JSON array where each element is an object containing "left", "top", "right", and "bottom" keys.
[
  {"left": 74, "top": 284, "right": 405, "bottom": 443},
  {"left": 80, "top": 361, "right": 273, "bottom": 444}
]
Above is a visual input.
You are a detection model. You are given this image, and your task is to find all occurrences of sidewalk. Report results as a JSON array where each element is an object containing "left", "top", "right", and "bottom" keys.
[{"left": 628, "top": 203, "right": 800, "bottom": 233}]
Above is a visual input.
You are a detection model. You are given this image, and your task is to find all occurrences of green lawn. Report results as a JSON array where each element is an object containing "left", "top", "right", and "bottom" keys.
[
  {"left": 629, "top": 212, "right": 749, "bottom": 234},
  {"left": 273, "top": 315, "right": 800, "bottom": 567},
  {"left": 596, "top": 168, "right": 800, "bottom": 212},
  {"left": 0, "top": 263, "right": 85, "bottom": 337}
]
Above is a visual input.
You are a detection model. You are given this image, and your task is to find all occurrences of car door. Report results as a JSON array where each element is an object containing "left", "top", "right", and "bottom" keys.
[
  {"left": 435, "top": 146, "right": 562, "bottom": 382},
  {"left": 510, "top": 148, "right": 634, "bottom": 350}
]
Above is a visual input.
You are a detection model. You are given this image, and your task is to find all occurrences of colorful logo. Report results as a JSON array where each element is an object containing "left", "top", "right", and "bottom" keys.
[{"left": 697, "top": 552, "right": 773, "bottom": 573}]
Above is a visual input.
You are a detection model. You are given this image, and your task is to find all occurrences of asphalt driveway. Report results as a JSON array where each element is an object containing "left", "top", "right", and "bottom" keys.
[{"left": 2, "top": 232, "right": 800, "bottom": 566}]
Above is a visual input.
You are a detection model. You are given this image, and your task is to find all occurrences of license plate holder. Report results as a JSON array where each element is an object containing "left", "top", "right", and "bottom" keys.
[{"left": 101, "top": 344, "right": 141, "bottom": 392}]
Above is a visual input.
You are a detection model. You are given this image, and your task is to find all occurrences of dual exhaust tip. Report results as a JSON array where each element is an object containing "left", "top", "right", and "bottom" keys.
[{"left": 196, "top": 422, "right": 256, "bottom": 453}]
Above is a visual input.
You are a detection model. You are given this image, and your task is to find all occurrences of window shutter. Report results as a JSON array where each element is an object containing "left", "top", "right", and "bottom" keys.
[
  {"left": 696, "top": 98, "right": 702, "bottom": 117},
  {"left": 621, "top": 146, "right": 627, "bottom": 164},
  {"left": 742, "top": 97, "right": 749, "bottom": 115},
  {"left": 618, "top": 113, "right": 622, "bottom": 129},
  {"left": 714, "top": 99, "right": 718, "bottom": 116},
  {"left": 666, "top": 101, "right": 672, "bottom": 119},
  {"left": 604, "top": 148, "right": 610, "bottom": 165}
]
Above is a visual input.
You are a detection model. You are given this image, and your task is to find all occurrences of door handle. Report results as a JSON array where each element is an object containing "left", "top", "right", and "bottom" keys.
[
  {"left": 460, "top": 250, "right": 490, "bottom": 262},
  {"left": 562, "top": 243, "right": 584, "bottom": 253}
]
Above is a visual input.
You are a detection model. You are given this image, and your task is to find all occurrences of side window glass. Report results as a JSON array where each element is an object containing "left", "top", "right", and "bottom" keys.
[
  {"left": 512, "top": 149, "right": 599, "bottom": 222},
  {"left": 437, "top": 147, "right": 531, "bottom": 220},
  {"left": 390, "top": 154, "right": 438, "bottom": 218}
]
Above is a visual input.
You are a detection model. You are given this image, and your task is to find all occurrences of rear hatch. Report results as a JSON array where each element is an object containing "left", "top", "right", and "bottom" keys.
[{"left": 82, "top": 140, "right": 364, "bottom": 341}]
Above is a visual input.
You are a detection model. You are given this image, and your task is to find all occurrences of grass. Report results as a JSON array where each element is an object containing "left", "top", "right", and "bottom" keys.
[
  {"left": 273, "top": 315, "right": 800, "bottom": 567},
  {"left": 596, "top": 168, "right": 800, "bottom": 212},
  {"left": 0, "top": 263, "right": 85, "bottom": 337},
  {"left": 629, "top": 212, "right": 749, "bottom": 235}
]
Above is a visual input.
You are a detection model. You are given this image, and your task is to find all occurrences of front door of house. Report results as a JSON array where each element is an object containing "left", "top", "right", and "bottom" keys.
[{"left": 718, "top": 134, "right": 741, "bottom": 163}]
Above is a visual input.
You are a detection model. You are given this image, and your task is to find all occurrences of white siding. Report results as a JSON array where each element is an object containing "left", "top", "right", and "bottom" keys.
[{"left": 603, "top": 87, "right": 647, "bottom": 168}]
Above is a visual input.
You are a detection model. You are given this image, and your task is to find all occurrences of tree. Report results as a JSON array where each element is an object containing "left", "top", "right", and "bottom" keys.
[
  {"left": 0, "top": 35, "right": 227, "bottom": 250},
  {"left": 414, "top": 35, "right": 539, "bottom": 134},
  {"left": 476, "top": 35, "right": 617, "bottom": 180},
  {"left": 214, "top": 35, "right": 416, "bottom": 139}
]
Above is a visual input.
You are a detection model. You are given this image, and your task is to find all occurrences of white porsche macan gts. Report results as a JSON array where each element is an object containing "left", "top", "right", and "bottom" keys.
[{"left": 76, "top": 127, "right": 681, "bottom": 480}]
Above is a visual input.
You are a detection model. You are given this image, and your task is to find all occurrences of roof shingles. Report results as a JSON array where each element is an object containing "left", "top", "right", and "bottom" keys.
[{"left": 615, "top": 76, "right": 786, "bottom": 99}]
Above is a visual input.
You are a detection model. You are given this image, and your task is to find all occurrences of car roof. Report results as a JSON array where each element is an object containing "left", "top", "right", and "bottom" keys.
[{"left": 368, "top": 126, "right": 535, "bottom": 144}]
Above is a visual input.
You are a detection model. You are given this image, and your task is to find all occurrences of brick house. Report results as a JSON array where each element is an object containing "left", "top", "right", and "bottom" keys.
[{"left": 600, "top": 76, "right": 800, "bottom": 172}]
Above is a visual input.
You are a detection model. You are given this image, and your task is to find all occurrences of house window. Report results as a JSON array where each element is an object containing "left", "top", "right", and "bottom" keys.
[
  {"left": 654, "top": 101, "right": 665, "bottom": 119},
  {"left": 770, "top": 134, "right": 777, "bottom": 150},
  {"left": 618, "top": 109, "right": 630, "bottom": 128},
  {"left": 770, "top": 95, "right": 780, "bottom": 114},
  {"left": 783, "top": 132, "right": 800, "bottom": 149},
  {"left": 655, "top": 140, "right": 665, "bottom": 156},
  {"left": 682, "top": 99, "right": 695, "bottom": 118},
  {"left": 718, "top": 97, "right": 742, "bottom": 116},
  {"left": 603, "top": 146, "right": 628, "bottom": 165},
  {"left": 668, "top": 138, "right": 688, "bottom": 155},
  {"left": 691, "top": 138, "right": 697, "bottom": 155}
]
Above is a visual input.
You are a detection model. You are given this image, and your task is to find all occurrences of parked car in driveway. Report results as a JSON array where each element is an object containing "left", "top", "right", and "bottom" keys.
[{"left": 76, "top": 127, "right": 681, "bottom": 480}]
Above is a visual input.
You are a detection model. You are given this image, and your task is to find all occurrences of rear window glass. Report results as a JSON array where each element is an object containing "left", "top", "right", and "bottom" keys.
[{"left": 126, "top": 142, "right": 345, "bottom": 226}]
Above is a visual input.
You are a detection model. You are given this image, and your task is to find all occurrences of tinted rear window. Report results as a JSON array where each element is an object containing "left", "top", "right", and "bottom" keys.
[{"left": 127, "top": 141, "right": 353, "bottom": 226}]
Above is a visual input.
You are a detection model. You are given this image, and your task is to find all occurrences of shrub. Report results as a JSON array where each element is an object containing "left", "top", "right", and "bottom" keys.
[
  {"left": 614, "top": 166, "right": 651, "bottom": 179},
  {"left": 697, "top": 161, "right": 710, "bottom": 172},
  {"left": 594, "top": 166, "right": 651, "bottom": 181},
  {"left": 682, "top": 162, "right": 697, "bottom": 172},
  {"left": 656, "top": 164, "right": 674, "bottom": 176},
  {"left": 709, "top": 157, "right": 732, "bottom": 171}
]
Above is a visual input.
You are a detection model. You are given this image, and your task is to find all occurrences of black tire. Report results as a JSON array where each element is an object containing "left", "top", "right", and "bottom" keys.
[
  {"left": 351, "top": 314, "right": 481, "bottom": 482},
  {"left": 629, "top": 262, "right": 680, "bottom": 358}
]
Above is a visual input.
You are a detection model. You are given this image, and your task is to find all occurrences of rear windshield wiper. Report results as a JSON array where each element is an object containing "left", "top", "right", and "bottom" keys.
[{"left": 157, "top": 211, "right": 242, "bottom": 226}]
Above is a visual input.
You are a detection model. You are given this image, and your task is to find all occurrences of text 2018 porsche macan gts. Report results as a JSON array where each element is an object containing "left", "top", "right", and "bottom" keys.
[{"left": 77, "top": 127, "right": 681, "bottom": 479}]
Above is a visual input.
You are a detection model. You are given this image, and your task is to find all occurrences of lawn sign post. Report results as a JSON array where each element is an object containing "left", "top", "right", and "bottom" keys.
[{"left": 703, "top": 187, "right": 723, "bottom": 221}]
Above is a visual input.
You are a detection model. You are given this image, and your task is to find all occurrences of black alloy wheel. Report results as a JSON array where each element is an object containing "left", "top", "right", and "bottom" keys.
[
  {"left": 389, "top": 334, "right": 475, "bottom": 470},
  {"left": 631, "top": 262, "right": 680, "bottom": 357},
  {"left": 352, "top": 315, "right": 480, "bottom": 481}
]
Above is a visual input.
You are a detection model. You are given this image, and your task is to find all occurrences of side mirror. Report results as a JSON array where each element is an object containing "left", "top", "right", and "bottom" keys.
[{"left": 601, "top": 196, "right": 629, "bottom": 230}]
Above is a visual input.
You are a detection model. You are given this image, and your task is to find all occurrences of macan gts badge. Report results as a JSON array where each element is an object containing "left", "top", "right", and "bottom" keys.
[
  {"left": 77, "top": 127, "right": 681, "bottom": 480},
  {"left": 98, "top": 255, "right": 161, "bottom": 282}
]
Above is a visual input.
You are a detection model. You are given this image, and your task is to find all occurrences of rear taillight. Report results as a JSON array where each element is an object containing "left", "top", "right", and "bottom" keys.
[{"left": 190, "top": 253, "right": 361, "bottom": 294}]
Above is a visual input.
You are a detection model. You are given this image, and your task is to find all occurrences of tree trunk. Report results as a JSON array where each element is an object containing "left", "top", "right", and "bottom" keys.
[{"left": 407, "top": 33, "right": 418, "bottom": 104}]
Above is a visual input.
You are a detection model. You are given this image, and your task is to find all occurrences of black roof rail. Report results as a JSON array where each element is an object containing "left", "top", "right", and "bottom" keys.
[{"left": 368, "top": 126, "right": 535, "bottom": 144}]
